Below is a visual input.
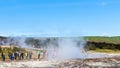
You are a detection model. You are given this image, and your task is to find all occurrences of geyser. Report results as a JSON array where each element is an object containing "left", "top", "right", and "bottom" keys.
[
  {"left": 45, "top": 37, "right": 108, "bottom": 60},
  {"left": 4, "top": 36, "right": 108, "bottom": 60},
  {"left": 46, "top": 37, "right": 87, "bottom": 60}
]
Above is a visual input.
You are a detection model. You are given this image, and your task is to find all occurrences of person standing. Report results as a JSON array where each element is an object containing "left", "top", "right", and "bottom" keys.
[
  {"left": 12, "top": 52, "right": 15, "bottom": 61},
  {"left": 29, "top": 51, "right": 32, "bottom": 59},
  {"left": 8, "top": 52, "right": 12, "bottom": 61},
  {"left": 14, "top": 52, "right": 17, "bottom": 60},
  {"left": 37, "top": 50, "right": 41, "bottom": 60},
  {"left": 43, "top": 50, "right": 46, "bottom": 60},
  {"left": 25, "top": 52, "right": 28, "bottom": 59},
  {"left": 21, "top": 52, "right": 24, "bottom": 60},
  {"left": 18, "top": 52, "right": 21, "bottom": 60},
  {"left": 1, "top": 52, "right": 5, "bottom": 61}
]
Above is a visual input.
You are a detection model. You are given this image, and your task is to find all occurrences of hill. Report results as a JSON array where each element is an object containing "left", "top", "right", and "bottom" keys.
[
  {"left": 0, "top": 36, "right": 120, "bottom": 52},
  {"left": 84, "top": 36, "right": 120, "bottom": 52},
  {"left": 84, "top": 36, "right": 120, "bottom": 44}
]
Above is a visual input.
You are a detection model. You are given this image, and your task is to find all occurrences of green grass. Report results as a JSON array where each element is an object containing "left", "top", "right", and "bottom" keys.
[
  {"left": 84, "top": 36, "right": 120, "bottom": 44},
  {"left": 84, "top": 36, "right": 120, "bottom": 52},
  {"left": 92, "top": 48, "right": 120, "bottom": 53}
]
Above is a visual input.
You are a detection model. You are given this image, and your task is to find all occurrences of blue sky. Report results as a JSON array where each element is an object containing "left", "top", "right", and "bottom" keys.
[{"left": 0, "top": 0, "right": 120, "bottom": 37}]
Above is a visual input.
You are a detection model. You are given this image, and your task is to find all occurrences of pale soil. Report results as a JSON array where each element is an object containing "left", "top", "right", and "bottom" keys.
[
  {"left": 0, "top": 52, "right": 120, "bottom": 68},
  {"left": 89, "top": 51, "right": 120, "bottom": 57},
  {"left": 0, "top": 60, "right": 60, "bottom": 68}
]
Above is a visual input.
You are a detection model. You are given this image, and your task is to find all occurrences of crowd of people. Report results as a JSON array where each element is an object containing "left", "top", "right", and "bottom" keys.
[
  {"left": 1, "top": 51, "right": 33, "bottom": 61},
  {"left": 0, "top": 50, "right": 54, "bottom": 61}
]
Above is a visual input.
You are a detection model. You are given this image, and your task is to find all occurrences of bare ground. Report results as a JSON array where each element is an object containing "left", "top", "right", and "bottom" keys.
[{"left": 0, "top": 53, "right": 120, "bottom": 68}]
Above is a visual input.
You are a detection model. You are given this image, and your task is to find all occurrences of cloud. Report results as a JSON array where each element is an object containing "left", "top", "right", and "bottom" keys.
[
  {"left": 10, "top": 32, "right": 59, "bottom": 37},
  {"left": 101, "top": 33, "right": 112, "bottom": 37},
  {"left": 0, "top": 31, "right": 82, "bottom": 37},
  {"left": 96, "top": 2, "right": 108, "bottom": 6}
]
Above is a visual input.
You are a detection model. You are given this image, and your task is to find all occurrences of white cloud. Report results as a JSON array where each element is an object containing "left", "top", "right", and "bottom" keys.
[
  {"left": 10, "top": 32, "right": 59, "bottom": 37},
  {"left": 96, "top": 2, "right": 108, "bottom": 6},
  {"left": 0, "top": 30, "right": 82, "bottom": 37},
  {"left": 101, "top": 33, "right": 112, "bottom": 37}
]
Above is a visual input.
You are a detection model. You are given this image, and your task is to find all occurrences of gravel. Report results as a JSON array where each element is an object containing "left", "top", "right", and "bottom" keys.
[{"left": 0, "top": 54, "right": 120, "bottom": 68}]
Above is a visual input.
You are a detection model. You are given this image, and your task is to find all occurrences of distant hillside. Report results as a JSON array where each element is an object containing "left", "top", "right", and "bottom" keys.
[
  {"left": 0, "top": 36, "right": 7, "bottom": 40},
  {"left": 84, "top": 36, "right": 120, "bottom": 44},
  {"left": 0, "top": 36, "right": 120, "bottom": 51},
  {"left": 84, "top": 36, "right": 120, "bottom": 51}
]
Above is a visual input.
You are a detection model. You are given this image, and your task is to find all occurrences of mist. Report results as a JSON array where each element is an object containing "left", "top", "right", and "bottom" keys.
[
  {"left": 0, "top": 36, "right": 109, "bottom": 60},
  {"left": 46, "top": 37, "right": 87, "bottom": 60}
]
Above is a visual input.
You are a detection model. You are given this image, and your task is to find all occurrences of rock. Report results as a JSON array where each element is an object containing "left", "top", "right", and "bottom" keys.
[{"left": 54, "top": 56, "right": 120, "bottom": 68}]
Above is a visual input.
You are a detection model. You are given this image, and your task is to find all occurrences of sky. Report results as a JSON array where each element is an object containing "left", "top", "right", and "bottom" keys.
[{"left": 0, "top": 0, "right": 120, "bottom": 37}]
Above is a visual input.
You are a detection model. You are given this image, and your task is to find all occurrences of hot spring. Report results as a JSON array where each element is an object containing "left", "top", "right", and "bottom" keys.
[
  {"left": 6, "top": 37, "right": 109, "bottom": 60},
  {"left": 1, "top": 37, "right": 119, "bottom": 68},
  {"left": 36, "top": 37, "right": 109, "bottom": 60}
]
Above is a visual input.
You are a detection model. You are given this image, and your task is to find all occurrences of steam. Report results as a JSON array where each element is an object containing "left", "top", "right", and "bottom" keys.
[
  {"left": 0, "top": 36, "right": 88, "bottom": 60},
  {"left": 44, "top": 37, "right": 108, "bottom": 60},
  {"left": 46, "top": 37, "right": 87, "bottom": 60},
  {"left": 1, "top": 36, "right": 33, "bottom": 48},
  {"left": 0, "top": 36, "right": 108, "bottom": 60}
]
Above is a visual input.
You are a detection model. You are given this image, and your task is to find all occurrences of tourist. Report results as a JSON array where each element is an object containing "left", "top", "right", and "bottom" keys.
[
  {"left": 37, "top": 50, "right": 41, "bottom": 60},
  {"left": 12, "top": 52, "right": 15, "bottom": 60},
  {"left": 1, "top": 52, "right": 5, "bottom": 61},
  {"left": 14, "top": 52, "right": 18, "bottom": 60},
  {"left": 43, "top": 50, "right": 46, "bottom": 60},
  {"left": 25, "top": 52, "right": 28, "bottom": 59},
  {"left": 21, "top": 52, "right": 24, "bottom": 60},
  {"left": 8, "top": 52, "right": 12, "bottom": 61},
  {"left": 18, "top": 52, "right": 21, "bottom": 60},
  {"left": 29, "top": 51, "right": 32, "bottom": 59}
]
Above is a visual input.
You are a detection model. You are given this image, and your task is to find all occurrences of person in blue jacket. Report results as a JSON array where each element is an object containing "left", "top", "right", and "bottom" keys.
[{"left": 37, "top": 50, "right": 41, "bottom": 60}]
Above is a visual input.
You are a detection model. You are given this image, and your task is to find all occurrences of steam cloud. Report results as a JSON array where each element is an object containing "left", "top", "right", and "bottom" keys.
[
  {"left": 46, "top": 38, "right": 87, "bottom": 60},
  {"left": 0, "top": 36, "right": 108, "bottom": 60}
]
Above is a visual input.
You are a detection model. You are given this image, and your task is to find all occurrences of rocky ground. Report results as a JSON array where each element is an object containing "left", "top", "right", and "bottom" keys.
[
  {"left": 0, "top": 60, "right": 58, "bottom": 68},
  {"left": 53, "top": 56, "right": 120, "bottom": 68},
  {"left": 0, "top": 53, "right": 120, "bottom": 68}
]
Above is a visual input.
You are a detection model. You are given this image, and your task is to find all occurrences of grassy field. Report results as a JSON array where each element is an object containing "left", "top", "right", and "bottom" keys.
[
  {"left": 84, "top": 36, "right": 120, "bottom": 53},
  {"left": 90, "top": 49, "right": 120, "bottom": 53},
  {"left": 84, "top": 36, "right": 120, "bottom": 44},
  {"left": 0, "top": 36, "right": 120, "bottom": 53}
]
